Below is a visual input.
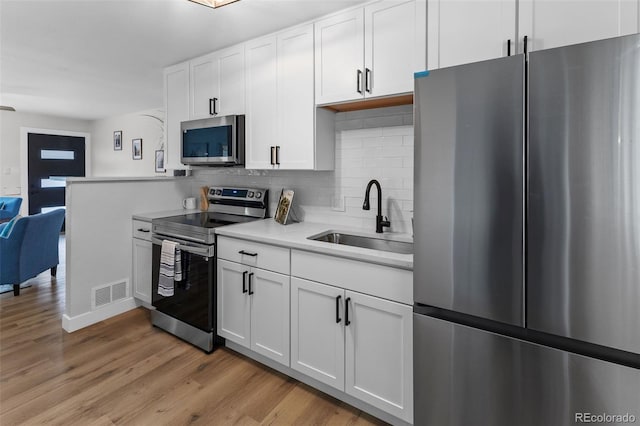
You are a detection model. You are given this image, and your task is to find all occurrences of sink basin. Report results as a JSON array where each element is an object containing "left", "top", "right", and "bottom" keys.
[{"left": 308, "top": 231, "right": 413, "bottom": 254}]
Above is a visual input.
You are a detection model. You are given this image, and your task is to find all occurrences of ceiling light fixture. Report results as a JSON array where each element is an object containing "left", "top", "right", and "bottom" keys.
[{"left": 188, "top": 0, "right": 240, "bottom": 9}]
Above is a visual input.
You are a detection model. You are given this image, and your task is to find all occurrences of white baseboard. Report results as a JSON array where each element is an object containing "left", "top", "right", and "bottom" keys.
[{"left": 62, "top": 297, "right": 138, "bottom": 332}]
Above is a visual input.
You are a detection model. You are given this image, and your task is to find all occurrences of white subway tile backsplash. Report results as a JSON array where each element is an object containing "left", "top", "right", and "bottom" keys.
[
  {"left": 382, "top": 125, "right": 413, "bottom": 137},
  {"left": 193, "top": 106, "right": 414, "bottom": 232}
]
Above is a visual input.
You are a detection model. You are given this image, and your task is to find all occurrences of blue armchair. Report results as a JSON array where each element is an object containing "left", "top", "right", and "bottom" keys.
[
  {"left": 0, "top": 197, "right": 22, "bottom": 222},
  {"left": 0, "top": 209, "right": 65, "bottom": 296}
]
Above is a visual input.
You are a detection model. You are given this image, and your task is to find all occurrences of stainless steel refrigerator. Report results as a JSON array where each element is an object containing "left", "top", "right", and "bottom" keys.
[{"left": 413, "top": 34, "right": 640, "bottom": 426}]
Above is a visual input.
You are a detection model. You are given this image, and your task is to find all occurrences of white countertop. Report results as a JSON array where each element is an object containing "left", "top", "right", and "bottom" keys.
[
  {"left": 215, "top": 219, "right": 413, "bottom": 270},
  {"left": 68, "top": 176, "right": 192, "bottom": 184},
  {"left": 132, "top": 209, "right": 201, "bottom": 222}
]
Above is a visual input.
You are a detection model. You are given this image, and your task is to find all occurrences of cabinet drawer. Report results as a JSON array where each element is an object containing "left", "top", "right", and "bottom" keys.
[
  {"left": 217, "top": 236, "right": 290, "bottom": 274},
  {"left": 132, "top": 219, "right": 152, "bottom": 241},
  {"left": 291, "top": 249, "right": 412, "bottom": 305}
]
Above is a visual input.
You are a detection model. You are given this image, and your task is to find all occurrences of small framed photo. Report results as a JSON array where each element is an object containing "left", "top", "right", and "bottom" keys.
[
  {"left": 132, "top": 138, "right": 142, "bottom": 160},
  {"left": 113, "top": 131, "right": 122, "bottom": 151},
  {"left": 155, "top": 150, "right": 165, "bottom": 173}
]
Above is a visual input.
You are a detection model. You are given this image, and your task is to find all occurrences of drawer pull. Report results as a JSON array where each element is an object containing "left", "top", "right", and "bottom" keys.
[
  {"left": 238, "top": 250, "right": 258, "bottom": 257},
  {"left": 137, "top": 228, "right": 150, "bottom": 233}
]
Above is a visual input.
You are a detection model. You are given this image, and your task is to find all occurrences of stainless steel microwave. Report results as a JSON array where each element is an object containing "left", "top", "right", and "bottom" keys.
[{"left": 180, "top": 115, "right": 245, "bottom": 166}]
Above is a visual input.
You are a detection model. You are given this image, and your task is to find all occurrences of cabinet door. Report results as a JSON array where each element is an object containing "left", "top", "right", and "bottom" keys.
[
  {"left": 163, "top": 61, "right": 189, "bottom": 169},
  {"left": 250, "top": 268, "right": 290, "bottom": 366},
  {"left": 277, "top": 24, "right": 315, "bottom": 170},
  {"left": 427, "top": 0, "right": 516, "bottom": 69},
  {"left": 217, "top": 259, "right": 251, "bottom": 348},
  {"left": 519, "top": 0, "right": 639, "bottom": 53},
  {"left": 217, "top": 44, "right": 245, "bottom": 115},
  {"left": 315, "top": 9, "right": 365, "bottom": 104},
  {"left": 365, "top": 0, "right": 426, "bottom": 97},
  {"left": 132, "top": 238, "right": 152, "bottom": 304},
  {"left": 189, "top": 53, "right": 218, "bottom": 119},
  {"left": 291, "top": 278, "right": 345, "bottom": 391},
  {"left": 345, "top": 291, "right": 413, "bottom": 423},
  {"left": 245, "top": 36, "right": 278, "bottom": 169}
]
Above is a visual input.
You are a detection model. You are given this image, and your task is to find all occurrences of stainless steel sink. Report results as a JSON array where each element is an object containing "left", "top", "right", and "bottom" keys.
[{"left": 308, "top": 231, "right": 413, "bottom": 254}]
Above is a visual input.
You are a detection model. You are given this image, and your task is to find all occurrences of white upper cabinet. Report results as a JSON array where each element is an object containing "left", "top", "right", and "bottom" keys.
[
  {"left": 277, "top": 24, "right": 317, "bottom": 170},
  {"left": 315, "top": 9, "right": 365, "bottom": 104},
  {"left": 429, "top": 0, "right": 640, "bottom": 70},
  {"left": 365, "top": 0, "right": 427, "bottom": 97},
  {"left": 245, "top": 35, "right": 278, "bottom": 169},
  {"left": 163, "top": 61, "right": 189, "bottom": 169},
  {"left": 189, "top": 53, "right": 218, "bottom": 119},
  {"left": 427, "top": 0, "right": 516, "bottom": 69},
  {"left": 218, "top": 45, "right": 246, "bottom": 115},
  {"left": 315, "top": 0, "right": 426, "bottom": 105},
  {"left": 245, "top": 24, "right": 334, "bottom": 170},
  {"left": 189, "top": 44, "right": 245, "bottom": 120},
  {"left": 518, "top": 0, "right": 639, "bottom": 53}
]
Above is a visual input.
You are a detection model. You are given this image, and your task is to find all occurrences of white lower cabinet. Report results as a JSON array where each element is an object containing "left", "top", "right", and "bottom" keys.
[
  {"left": 132, "top": 219, "right": 153, "bottom": 305},
  {"left": 291, "top": 277, "right": 413, "bottom": 423},
  {"left": 291, "top": 278, "right": 345, "bottom": 389},
  {"left": 218, "top": 236, "right": 412, "bottom": 424},
  {"left": 217, "top": 258, "right": 290, "bottom": 366},
  {"left": 344, "top": 291, "right": 413, "bottom": 422}
]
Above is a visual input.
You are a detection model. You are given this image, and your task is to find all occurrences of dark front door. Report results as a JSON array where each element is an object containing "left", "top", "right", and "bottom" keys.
[{"left": 27, "top": 133, "right": 86, "bottom": 216}]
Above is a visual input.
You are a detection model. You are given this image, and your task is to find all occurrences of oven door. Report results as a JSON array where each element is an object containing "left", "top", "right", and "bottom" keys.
[{"left": 151, "top": 235, "right": 215, "bottom": 332}]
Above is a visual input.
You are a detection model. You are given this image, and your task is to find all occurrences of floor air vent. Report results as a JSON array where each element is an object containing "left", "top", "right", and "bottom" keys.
[{"left": 92, "top": 280, "right": 129, "bottom": 310}]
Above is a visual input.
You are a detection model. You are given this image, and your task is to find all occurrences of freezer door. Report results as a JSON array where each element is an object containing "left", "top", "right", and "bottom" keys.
[
  {"left": 414, "top": 55, "right": 525, "bottom": 326},
  {"left": 528, "top": 34, "right": 640, "bottom": 354},
  {"left": 414, "top": 314, "right": 640, "bottom": 426}
]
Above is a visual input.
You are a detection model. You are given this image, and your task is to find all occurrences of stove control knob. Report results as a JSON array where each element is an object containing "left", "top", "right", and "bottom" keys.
[
  {"left": 255, "top": 191, "right": 262, "bottom": 199},
  {"left": 247, "top": 191, "right": 254, "bottom": 198},
  {"left": 215, "top": 189, "right": 222, "bottom": 196}
]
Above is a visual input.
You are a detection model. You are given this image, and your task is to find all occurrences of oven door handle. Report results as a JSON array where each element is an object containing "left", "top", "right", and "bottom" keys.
[{"left": 151, "top": 236, "right": 214, "bottom": 257}]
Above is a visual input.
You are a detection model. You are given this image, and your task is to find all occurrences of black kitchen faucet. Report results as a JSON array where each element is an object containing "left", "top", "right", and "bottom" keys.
[{"left": 363, "top": 179, "right": 390, "bottom": 233}]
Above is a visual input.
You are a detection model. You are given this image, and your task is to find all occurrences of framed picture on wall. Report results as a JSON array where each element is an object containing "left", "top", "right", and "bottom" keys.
[
  {"left": 132, "top": 138, "right": 142, "bottom": 160},
  {"left": 113, "top": 130, "right": 122, "bottom": 150},
  {"left": 155, "top": 150, "right": 165, "bottom": 173}
]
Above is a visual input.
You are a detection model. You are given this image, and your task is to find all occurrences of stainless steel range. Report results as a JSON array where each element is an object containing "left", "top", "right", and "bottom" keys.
[{"left": 151, "top": 187, "right": 268, "bottom": 352}]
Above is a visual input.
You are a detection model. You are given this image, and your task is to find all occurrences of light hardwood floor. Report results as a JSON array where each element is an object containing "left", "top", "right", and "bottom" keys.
[{"left": 0, "top": 238, "right": 385, "bottom": 425}]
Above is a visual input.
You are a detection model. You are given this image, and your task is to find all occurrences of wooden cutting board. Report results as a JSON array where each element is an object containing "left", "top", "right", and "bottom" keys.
[{"left": 200, "top": 186, "right": 210, "bottom": 211}]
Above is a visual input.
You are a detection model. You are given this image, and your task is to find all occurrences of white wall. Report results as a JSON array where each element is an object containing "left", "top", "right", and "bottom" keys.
[
  {"left": 90, "top": 108, "right": 165, "bottom": 177},
  {"left": 193, "top": 105, "right": 414, "bottom": 234},
  {"left": 63, "top": 177, "right": 194, "bottom": 331},
  {"left": 0, "top": 110, "right": 91, "bottom": 205}
]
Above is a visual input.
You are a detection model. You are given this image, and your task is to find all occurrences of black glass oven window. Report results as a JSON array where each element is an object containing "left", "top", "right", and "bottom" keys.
[
  {"left": 151, "top": 245, "right": 213, "bottom": 331},
  {"left": 182, "top": 126, "right": 232, "bottom": 158}
]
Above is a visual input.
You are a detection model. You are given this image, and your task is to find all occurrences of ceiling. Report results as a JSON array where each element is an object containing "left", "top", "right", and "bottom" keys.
[{"left": 0, "top": 0, "right": 367, "bottom": 121}]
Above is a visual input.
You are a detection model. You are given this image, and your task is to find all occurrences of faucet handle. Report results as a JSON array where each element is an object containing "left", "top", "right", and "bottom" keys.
[{"left": 381, "top": 216, "right": 391, "bottom": 227}]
